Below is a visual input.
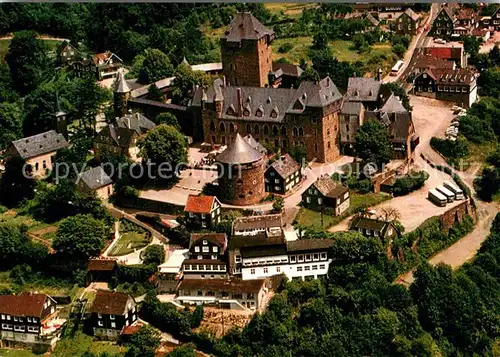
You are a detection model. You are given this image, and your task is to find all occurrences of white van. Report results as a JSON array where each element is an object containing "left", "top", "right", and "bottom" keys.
[
  {"left": 428, "top": 189, "right": 447, "bottom": 207},
  {"left": 443, "top": 181, "right": 465, "bottom": 200},
  {"left": 436, "top": 185, "right": 455, "bottom": 203}
]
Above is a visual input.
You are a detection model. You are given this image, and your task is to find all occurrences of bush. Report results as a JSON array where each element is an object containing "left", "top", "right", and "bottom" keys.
[
  {"left": 430, "top": 137, "right": 469, "bottom": 165},
  {"left": 278, "top": 42, "right": 294, "bottom": 53},
  {"left": 116, "top": 264, "right": 157, "bottom": 283},
  {"left": 142, "top": 244, "right": 165, "bottom": 266},
  {"left": 393, "top": 171, "right": 429, "bottom": 196}
]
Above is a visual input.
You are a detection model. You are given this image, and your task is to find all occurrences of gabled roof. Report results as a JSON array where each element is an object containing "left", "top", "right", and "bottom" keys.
[
  {"left": 271, "top": 62, "right": 304, "bottom": 77},
  {"left": 215, "top": 133, "right": 263, "bottom": 164},
  {"left": 190, "top": 233, "right": 227, "bottom": 252},
  {"left": 341, "top": 101, "right": 364, "bottom": 115},
  {"left": 380, "top": 94, "right": 407, "bottom": 114},
  {"left": 288, "top": 77, "right": 342, "bottom": 111},
  {"left": 403, "top": 8, "right": 420, "bottom": 22},
  {"left": 10, "top": 130, "right": 69, "bottom": 160},
  {"left": 88, "top": 259, "right": 117, "bottom": 272},
  {"left": 89, "top": 290, "right": 135, "bottom": 315},
  {"left": 94, "top": 113, "right": 156, "bottom": 148},
  {"left": 345, "top": 77, "right": 381, "bottom": 102},
  {"left": 417, "top": 68, "right": 476, "bottom": 86},
  {"left": 184, "top": 195, "right": 218, "bottom": 214},
  {"left": 179, "top": 277, "right": 266, "bottom": 294},
  {"left": 222, "top": 12, "right": 274, "bottom": 42},
  {"left": 351, "top": 216, "right": 397, "bottom": 235},
  {"left": 414, "top": 54, "right": 455, "bottom": 70},
  {"left": 365, "top": 13, "right": 380, "bottom": 26},
  {"left": 0, "top": 293, "right": 52, "bottom": 317},
  {"left": 78, "top": 166, "right": 113, "bottom": 190},
  {"left": 268, "top": 154, "right": 300, "bottom": 179},
  {"left": 310, "top": 175, "right": 349, "bottom": 199},
  {"left": 93, "top": 51, "right": 123, "bottom": 66}
]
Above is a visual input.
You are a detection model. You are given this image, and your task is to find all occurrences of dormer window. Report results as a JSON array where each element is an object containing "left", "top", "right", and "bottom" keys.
[
  {"left": 226, "top": 105, "right": 235, "bottom": 116},
  {"left": 293, "top": 99, "right": 304, "bottom": 111},
  {"left": 256, "top": 108, "right": 263, "bottom": 117},
  {"left": 203, "top": 240, "right": 207, "bottom": 245},
  {"left": 302, "top": 93, "right": 307, "bottom": 100},
  {"left": 270, "top": 108, "right": 278, "bottom": 118},
  {"left": 243, "top": 110, "right": 250, "bottom": 116},
  {"left": 246, "top": 96, "right": 251, "bottom": 103}
]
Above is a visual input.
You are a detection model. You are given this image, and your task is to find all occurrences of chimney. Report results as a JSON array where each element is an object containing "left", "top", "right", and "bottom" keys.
[{"left": 237, "top": 88, "right": 243, "bottom": 117}]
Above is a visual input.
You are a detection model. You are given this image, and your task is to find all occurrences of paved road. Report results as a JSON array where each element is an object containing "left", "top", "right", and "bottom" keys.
[
  {"left": 396, "top": 97, "right": 499, "bottom": 285},
  {"left": 383, "top": 3, "right": 438, "bottom": 84}
]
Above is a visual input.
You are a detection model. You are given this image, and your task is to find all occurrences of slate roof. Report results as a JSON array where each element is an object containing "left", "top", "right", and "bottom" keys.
[
  {"left": 88, "top": 259, "right": 117, "bottom": 272},
  {"left": 228, "top": 232, "right": 285, "bottom": 250},
  {"left": 243, "top": 134, "right": 267, "bottom": 155},
  {"left": 114, "top": 69, "right": 131, "bottom": 93},
  {"left": 78, "top": 166, "right": 113, "bottom": 190},
  {"left": 11, "top": 130, "right": 69, "bottom": 160},
  {"left": 193, "top": 77, "right": 342, "bottom": 122},
  {"left": 269, "top": 154, "right": 300, "bottom": 179},
  {"left": 215, "top": 133, "right": 263, "bottom": 164},
  {"left": 365, "top": 13, "right": 380, "bottom": 26},
  {"left": 271, "top": 62, "right": 304, "bottom": 77},
  {"left": 179, "top": 277, "right": 266, "bottom": 294},
  {"left": 240, "top": 244, "right": 288, "bottom": 258},
  {"left": 387, "top": 112, "right": 413, "bottom": 142},
  {"left": 190, "top": 233, "right": 227, "bottom": 250},
  {"left": 222, "top": 12, "right": 274, "bottom": 42},
  {"left": 380, "top": 94, "right": 407, "bottom": 114},
  {"left": 310, "top": 175, "right": 349, "bottom": 199},
  {"left": 414, "top": 54, "right": 455, "bottom": 70},
  {"left": 0, "top": 293, "right": 50, "bottom": 317},
  {"left": 286, "top": 238, "right": 334, "bottom": 252},
  {"left": 340, "top": 101, "right": 364, "bottom": 115},
  {"left": 89, "top": 290, "right": 134, "bottom": 315},
  {"left": 184, "top": 195, "right": 217, "bottom": 214},
  {"left": 95, "top": 113, "right": 156, "bottom": 148},
  {"left": 418, "top": 68, "right": 476, "bottom": 86},
  {"left": 345, "top": 77, "right": 381, "bottom": 102},
  {"left": 232, "top": 214, "right": 282, "bottom": 232}
]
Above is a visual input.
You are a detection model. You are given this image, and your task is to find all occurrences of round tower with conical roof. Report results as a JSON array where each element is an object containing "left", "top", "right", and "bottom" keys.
[
  {"left": 215, "top": 133, "right": 266, "bottom": 205},
  {"left": 114, "top": 69, "right": 131, "bottom": 118}
]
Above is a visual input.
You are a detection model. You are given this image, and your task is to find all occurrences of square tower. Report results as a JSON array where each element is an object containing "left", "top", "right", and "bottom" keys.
[{"left": 221, "top": 12, "right": 275, "bottom": 88}]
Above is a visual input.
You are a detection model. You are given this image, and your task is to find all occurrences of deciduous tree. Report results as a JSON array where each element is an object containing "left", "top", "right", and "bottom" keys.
[{"left": 354, "top": 119, "right": 393, "bottom": 168}]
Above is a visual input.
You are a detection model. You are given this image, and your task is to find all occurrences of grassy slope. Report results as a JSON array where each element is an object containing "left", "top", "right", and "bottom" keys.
[
  {"left": 0, "top": 39, "right": 62, "bottom": 59},
  {"left": 295, "top": 192, "right": 391, "bottom": 230}
]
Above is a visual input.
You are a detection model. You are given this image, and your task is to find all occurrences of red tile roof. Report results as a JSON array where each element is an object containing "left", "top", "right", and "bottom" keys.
[
  {"left": 88, "top": 290, "right": 135, "bottom": 315},
  {"left": 88, "top": 259, "right": 117, "bottom": 272},
  {"left": 122, "top": 321, "right": 145, "bottom": 335},
  {"left": 0, "top": 293, "right": 48, "bottom": 317},
  {"left": 427, "top": 47, "right": 452, "bottom": 60},
  {"left": 184, "top": 195, "right": 216, "bottom": 214}
]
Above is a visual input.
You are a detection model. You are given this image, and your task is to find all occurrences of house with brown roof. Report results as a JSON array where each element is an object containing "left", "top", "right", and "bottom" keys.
[
  {"left": 394, "top": 8, "right": 420, "bottom": 35},
  {"left": 413, "top": 68, "right": 477, "bottom": 108},
  {"left": 265, "top": 154, "right": 301, "bottom": 194},
  {"left": 350, "top": 216, "right": 400, "bottom": 243},
  {"left": 411, "top": 51, "right": 456, "bottom": 76},
  {"left": 86, "top": 258, "right": 118, "bottom": 285},
  {"left": 423, "top": 42, "right": 467, "bottom": 68},
  {"left": 183, "top": 195, "right": 221, "bottom": 229},
  {"left": 57, "top": 41, "right": 81, "bottom": 65},
  {"left": 176, "top": 277, "right": 272, "bottom": 310},
  {"left": 88, "top": 290, "right": 137, "bottom": 339},
  {"left": 182, "top": 233, "right": 228, "bottom": 280},
  {"left": 93, "top": 112, "right": 156, "bottom": 161},
  {"left": 0, "top": 293, "right": 65, "bottom": 352},
  {"left": 431, "top": 5, "right": 457, "bottom": 38},
  {"left": 268, "top": 62, "right": 304, "bottom": 88},
  {"left": 93, "top": 51, "right": 124, "bottom": 81},
  {"left": 301, "top": 175, "right": 350, "bottom": 216},
  {"left": 6, "top": 130, "right": 69, "bottom": 179}
]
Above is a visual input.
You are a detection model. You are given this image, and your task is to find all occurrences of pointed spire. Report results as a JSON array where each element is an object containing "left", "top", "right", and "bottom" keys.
[
  {"left": 55, "top": 91, "right": 66, "bottom": 117},
  {"left": 181, "top": 56, "right": 190, "bottom": 68},
  {"left": 114, "top": 69, "right": 131, "bottom": 94}
]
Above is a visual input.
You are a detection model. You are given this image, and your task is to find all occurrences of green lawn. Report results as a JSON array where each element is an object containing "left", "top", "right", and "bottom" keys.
[
  {"left": 109, "top": 231, "right": 151, "bottom": 256},
  {"left": 52, "top": 330, "right": 124, "bottom": 357},
  {"left": 295, "top": 192, "right": 392, "bottom": 230},
  {"left": 0, "top": 349, "right": 38, "bottom": 357},
  {"left": 265, "top": 3, "right": 317, "bottom": 19},
  {"left": 0, "top": 38, "right": 62, "bottom": 59}
]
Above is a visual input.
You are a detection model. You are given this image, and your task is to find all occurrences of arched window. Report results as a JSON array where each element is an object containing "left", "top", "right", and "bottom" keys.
[
  {"left": 221, "top": 136, "right": 226, "bottom": 145},
  {"left": 272, "top": 125, "right": 278, "bottom": 137},
  {"left": 299, "top": 127, "right": 304, "bottom": 136},
  {"left": 35, "top": 162, "right": 39, "bottom": 171},
  {"left": 210, "top": 121, "right": 215, "bottom": 132},
  {"left": 292, "top": 127, "right": 298, "bottom": 137},
  {"left": 281, "top": 126, "right": 287, "bottom": 136},
  {"left": 283, "top": 139, "right": 288, "bottom": 148},
  {"left": 246, "top": 124, "right": 251, "bottom": 133},
  {"left": 230, "top": 123, "right": 235, "bottom": 133},
  {"left": 263, "top": 125, "right": 269, "bottom": 136},
  {"left": 219, "top": 122, "right": 226, "bottom": 132},
  {"left": 274, "top": 139, "right": 279, "bottom": 148},
  {"left": 254, "top": 125, "right": 260, "bottom": 134}
]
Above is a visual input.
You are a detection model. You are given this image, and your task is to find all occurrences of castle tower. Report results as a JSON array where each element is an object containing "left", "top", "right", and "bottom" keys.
[
  {"left": 215, "top": 133, "right": 266, "bottom": 205},
  {"left": 54, "top": 92, "right": 68, "bottom": 139},
  {"left": 221, "top": 12, "right": 275, "bottom": 88},
  {"left": 113, "top": 69, "right": 131, "bottom": 118}
]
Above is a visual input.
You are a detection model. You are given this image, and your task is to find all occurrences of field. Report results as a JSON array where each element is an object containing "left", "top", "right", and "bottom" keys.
[
  {"left": 0, "top": 349, "right": 37, "bottom": 357},
  {"left": 265, "top": 3, "right": 317, "bottom": 19},
  {"left": 295, "top": 192, "right": 391, "bottom": 230},
  {"left": 0, "top": 38, "right": 62, "bottom": 59}
]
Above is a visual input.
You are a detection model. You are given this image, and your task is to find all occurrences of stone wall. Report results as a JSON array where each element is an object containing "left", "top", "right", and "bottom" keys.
[{"left": 440, "top": 199, "right": 476, "bottom": 231}]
